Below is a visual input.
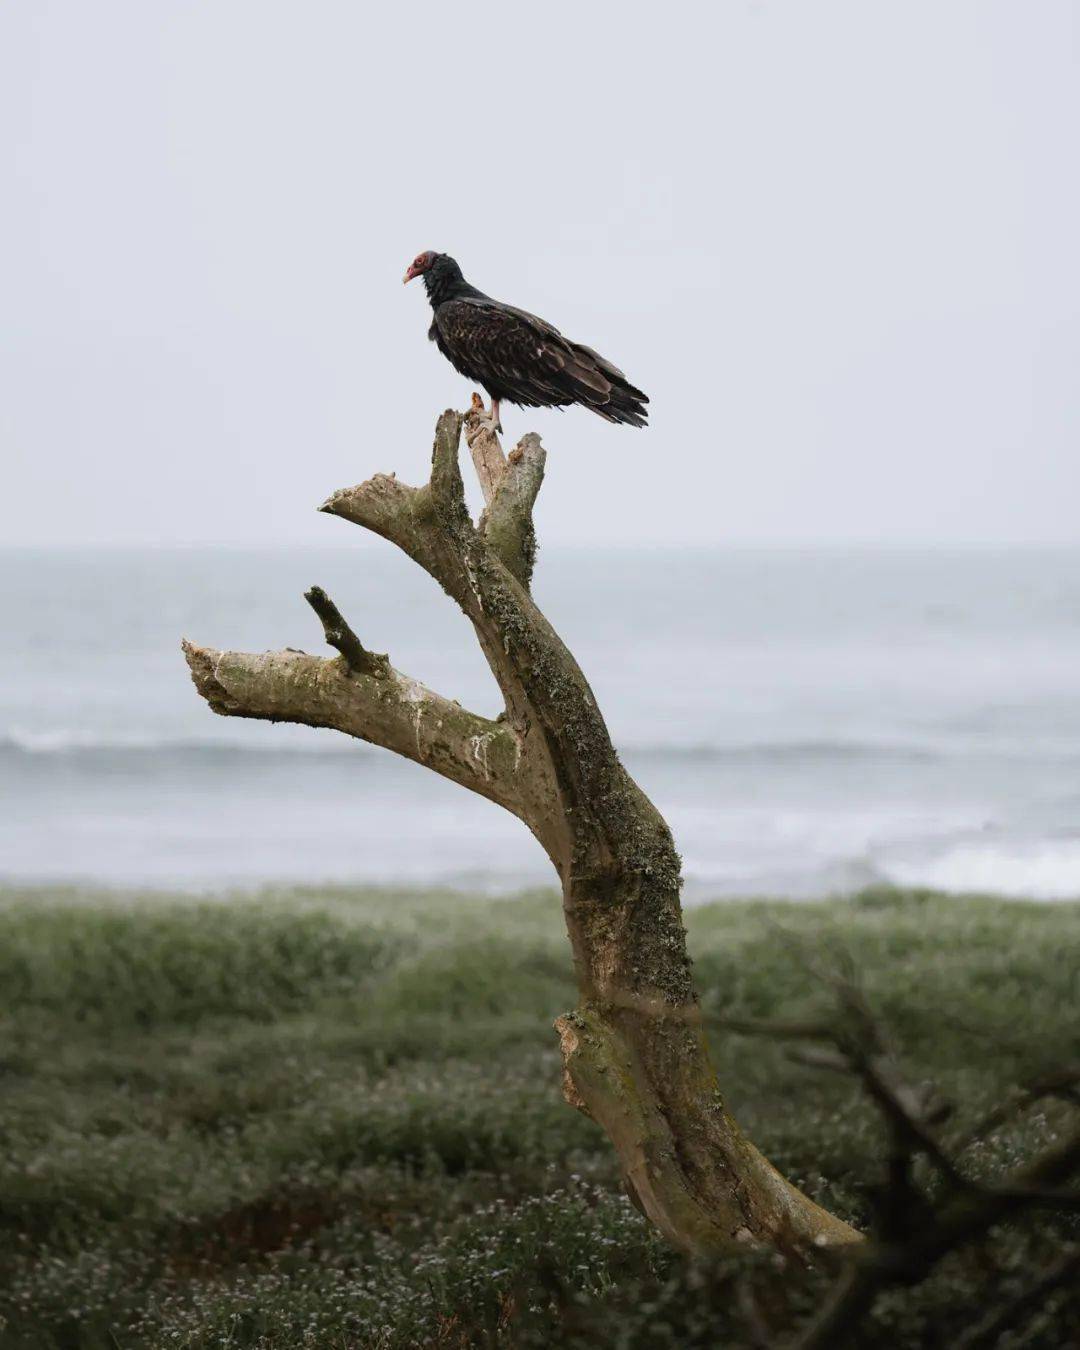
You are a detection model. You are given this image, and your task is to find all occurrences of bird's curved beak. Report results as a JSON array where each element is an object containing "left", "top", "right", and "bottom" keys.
[{"left": 403, "top": 264, "right": 421, "bottom": 284}]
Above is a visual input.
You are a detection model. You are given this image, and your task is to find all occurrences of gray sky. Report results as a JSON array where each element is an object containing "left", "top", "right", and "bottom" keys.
[{"left": 3, "top": 1, "right": 1078, "bottom": 547}]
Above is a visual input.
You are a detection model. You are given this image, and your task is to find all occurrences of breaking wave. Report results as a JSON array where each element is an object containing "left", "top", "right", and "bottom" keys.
[{"left": 3, "top": 727, "right": 1071, "bottom": 764}]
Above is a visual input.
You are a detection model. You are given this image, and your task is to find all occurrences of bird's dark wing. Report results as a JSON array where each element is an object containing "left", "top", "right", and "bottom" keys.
[{"left": 431, "top": 298, "right": 648, "bottom": 426}]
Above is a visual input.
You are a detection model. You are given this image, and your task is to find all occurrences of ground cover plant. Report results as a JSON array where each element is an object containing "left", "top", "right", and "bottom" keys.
[{"left": 1, "top": 884, "right": 1077, "bottom": 1347}]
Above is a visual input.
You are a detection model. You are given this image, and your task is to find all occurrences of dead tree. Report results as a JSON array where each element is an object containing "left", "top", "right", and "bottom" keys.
[{"left": 182, "top": 406, "right": 859, "bottom": 1256}]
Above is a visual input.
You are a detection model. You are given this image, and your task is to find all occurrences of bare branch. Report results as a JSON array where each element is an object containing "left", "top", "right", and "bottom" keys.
[
  {"left": 303, "top": 586, "right": 388, "bottom": 677},
  {"left": 959, "top": 1065, "right": 1080, "bottom": 1150},
  {"left": 181, "top": 639, "right": 524, "bottom": 818},
  {"left": 736, "top": 1273, "right": 775, "bottom": 1349},
  {"left": 787, "top": 1265, "right": 878, "bottom": 1350},
  {"left": 954, "top": 1246, "right": 1080, "bottom": 1350},
  {"left": 482, "top": 432, "right": 546, "bottom": 589},
  {"left": 981, "top": 1184, "right": 1080, "bottom": 1210},
  {"left": 911, "top": 1124, "right": 1080, "bottom": 1272},
  {"left": 855, "top": 1056, "right": 966, "bottom": 1191},
  {"left": 464, "top": 392, "right": 508, "bottom": 507},
  {"left": 320, "top": 414, "right": 475, "bottom": 598},
  {"left": 321, "top": 472, "right": 420, "bottom": 549},
  {"left": 718, "top": 939, "right": 1080, "bottom": 1346},
  {"left": 722, "top": 999, "right": 963, "bottom": 1188},
  {"left": 718, "top": 1016, "right": 842, "bottom": 1043},
  {"left": 428, "top": 407, "right": 470, "bottom": 522}
]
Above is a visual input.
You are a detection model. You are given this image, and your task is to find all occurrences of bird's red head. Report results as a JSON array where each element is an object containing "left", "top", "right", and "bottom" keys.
[{"left": 403, "top": 251, "right": 436, "bottom": 284}]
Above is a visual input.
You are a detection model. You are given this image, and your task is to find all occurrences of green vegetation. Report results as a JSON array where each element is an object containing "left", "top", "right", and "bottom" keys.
[{"left": 1, "top": 884, "right": 1078, "bottom": 1347}]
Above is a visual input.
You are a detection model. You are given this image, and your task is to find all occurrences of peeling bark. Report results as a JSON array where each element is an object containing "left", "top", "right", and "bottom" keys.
[{"left": 182, "top": 406, "right": 861, "bottom": 1257}]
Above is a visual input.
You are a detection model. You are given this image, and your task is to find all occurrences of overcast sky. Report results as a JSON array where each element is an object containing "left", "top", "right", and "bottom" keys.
[{"left": 3, "top": 1, "right": 1078, "bottom": 548}]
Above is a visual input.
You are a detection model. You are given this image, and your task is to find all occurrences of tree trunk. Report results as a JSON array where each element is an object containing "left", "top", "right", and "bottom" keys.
[{"left": 182, "top": 407, "right": 861, "bottom": 1256}]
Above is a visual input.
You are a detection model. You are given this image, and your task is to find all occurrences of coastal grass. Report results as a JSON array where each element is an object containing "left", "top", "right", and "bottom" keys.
[{"left": 0, "top": 884, "right": 1078, "bottom": 1347}]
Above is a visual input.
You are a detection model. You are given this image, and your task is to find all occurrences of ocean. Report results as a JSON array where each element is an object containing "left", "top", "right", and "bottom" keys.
[{"left": 3, "top": 546, "right": 1080, "bottom": 900}]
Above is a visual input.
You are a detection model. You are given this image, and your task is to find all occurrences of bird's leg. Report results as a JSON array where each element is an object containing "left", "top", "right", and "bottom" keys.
[{"left": 469, "top": 392, "right": 503, "bottom": 437}]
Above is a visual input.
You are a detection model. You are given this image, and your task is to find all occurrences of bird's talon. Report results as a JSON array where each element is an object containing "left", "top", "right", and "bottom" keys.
[{"left": 470, "top": 412, "right": 501, "bottom": 438}]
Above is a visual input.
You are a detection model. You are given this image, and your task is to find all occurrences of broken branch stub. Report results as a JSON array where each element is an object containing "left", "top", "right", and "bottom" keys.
[
  {"left": 303, "top": 586, "right": 389, "bottom": 677},
  {"left": 464, "top": 392, "right": 508, "bottom": 507},
  {"left": 182, "top": 405, "right": 861, "bottom": 1257}
]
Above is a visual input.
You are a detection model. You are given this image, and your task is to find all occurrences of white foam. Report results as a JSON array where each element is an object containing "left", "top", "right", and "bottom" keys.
[
  {"left": 0, "top": 726, "right": 356, "bottom": 755},
  {"left": 881, "top": 839, "right": 1080, "bottom": 901},
  {"left": 3, "top": 726, "right": 173, "bottom": 753}
]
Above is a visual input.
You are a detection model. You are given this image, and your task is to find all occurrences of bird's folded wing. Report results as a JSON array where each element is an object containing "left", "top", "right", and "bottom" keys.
[{"left": 434, "top": 299, "right": 619, "bottom": 410}]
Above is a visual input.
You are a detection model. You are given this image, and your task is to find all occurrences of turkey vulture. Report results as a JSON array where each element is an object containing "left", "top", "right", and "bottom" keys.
[{"left": 403, "top": 252, "right": 648, "bottom": 433}]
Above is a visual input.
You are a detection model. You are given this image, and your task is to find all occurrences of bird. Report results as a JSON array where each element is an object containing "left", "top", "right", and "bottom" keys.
[{"left": 402, "top": 252, "right": 648, "bottom": 435}]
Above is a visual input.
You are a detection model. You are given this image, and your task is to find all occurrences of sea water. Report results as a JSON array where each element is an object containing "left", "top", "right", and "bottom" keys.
[{"left": 3, "top": 546, "right": 1080, "bottom": 900}]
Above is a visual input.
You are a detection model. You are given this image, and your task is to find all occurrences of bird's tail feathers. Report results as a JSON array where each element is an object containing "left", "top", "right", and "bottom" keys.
[{"left": 567, "top": 343, "right": 649, "bottom": 427}]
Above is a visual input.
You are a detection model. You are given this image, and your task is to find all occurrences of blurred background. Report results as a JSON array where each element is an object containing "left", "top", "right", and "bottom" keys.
[{"left": 3, "top": 1, "right": 1079, "bottom": 901}]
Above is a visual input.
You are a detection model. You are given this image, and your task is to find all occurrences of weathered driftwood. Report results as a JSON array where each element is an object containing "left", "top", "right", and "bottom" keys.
[{"left": 182, "top": 405, "right": 860, "bottom": 1256}]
